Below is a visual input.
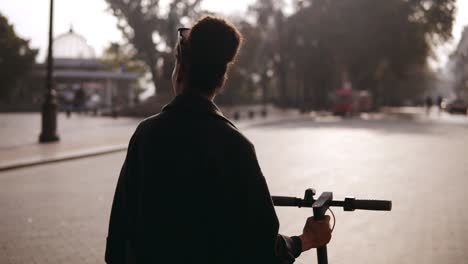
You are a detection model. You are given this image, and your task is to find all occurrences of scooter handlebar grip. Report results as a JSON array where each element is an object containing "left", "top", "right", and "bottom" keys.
[{"left": 351, "top": 199, "right": 392, "bottom": 211}]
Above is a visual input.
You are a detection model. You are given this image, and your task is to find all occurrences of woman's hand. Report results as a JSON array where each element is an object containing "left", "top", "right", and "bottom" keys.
[{"left": 299, "top": 215, "right": 332, "bottom": 251}]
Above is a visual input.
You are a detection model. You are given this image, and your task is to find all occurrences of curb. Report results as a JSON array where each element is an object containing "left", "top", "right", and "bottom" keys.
[{"left": 0, "top": 144, "right": 127, "bottom": 172}]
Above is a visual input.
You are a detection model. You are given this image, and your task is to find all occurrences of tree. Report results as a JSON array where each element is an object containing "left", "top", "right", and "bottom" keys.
[
  {"left": 0, "top": 13, "right": 38, "bottom": 103},
  {"left": 284, "top": 0, "right": 456, "bottom": 107},
  {"left": 248, "top": 0, "right": 290, "bottom": 107},
  {"left": 105, "top": 0, "right": 203, "bottom": 100},
  {"left": 216, "top": 19, "right": 265, "bottom": 105}
]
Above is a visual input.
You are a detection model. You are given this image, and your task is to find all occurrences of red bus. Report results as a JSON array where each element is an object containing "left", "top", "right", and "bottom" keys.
[{"left": 332, "top": 89, "right": 372, "bottom": 115}]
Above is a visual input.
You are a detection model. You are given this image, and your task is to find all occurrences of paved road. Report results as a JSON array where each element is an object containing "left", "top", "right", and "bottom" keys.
[{"left": 1, "top": 114, "right": 468, "bottom": 264}]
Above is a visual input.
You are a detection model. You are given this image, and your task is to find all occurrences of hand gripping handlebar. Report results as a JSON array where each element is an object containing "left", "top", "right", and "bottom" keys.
[{"left": 271, "top": 188, "right": 392, "bottom": 264}]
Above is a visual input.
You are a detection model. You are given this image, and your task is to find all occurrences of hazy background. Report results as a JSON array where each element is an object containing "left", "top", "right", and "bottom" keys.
[
  {"left": 2, "top": 1, "right": 468, "bottom": 264},
  {"left": 1, "top": 0, "right": 467, "bottom": 65}
]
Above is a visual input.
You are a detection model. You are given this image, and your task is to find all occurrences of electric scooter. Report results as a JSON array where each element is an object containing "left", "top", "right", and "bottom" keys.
[{"left": 272, "top": 188, "right": 392, "bottom": 264}]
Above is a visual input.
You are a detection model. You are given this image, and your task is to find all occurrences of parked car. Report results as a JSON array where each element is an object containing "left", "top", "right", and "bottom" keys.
[{"left": 445, "top": 98, "right": 467, "bottom": 115}]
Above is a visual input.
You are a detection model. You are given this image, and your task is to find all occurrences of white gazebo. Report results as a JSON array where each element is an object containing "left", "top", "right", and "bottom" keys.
[{"left": 31, "top": 27, "right": 139, "bottom": 110}]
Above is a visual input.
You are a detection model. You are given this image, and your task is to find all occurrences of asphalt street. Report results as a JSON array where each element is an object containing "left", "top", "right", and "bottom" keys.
[{"left": 1, "top": 113, "right": 468, "bottom": 264}]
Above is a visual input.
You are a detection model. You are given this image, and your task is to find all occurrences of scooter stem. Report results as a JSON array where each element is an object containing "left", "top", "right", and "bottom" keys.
[{"left": 312, "top": 192, "right": 333, "bottom": 264}]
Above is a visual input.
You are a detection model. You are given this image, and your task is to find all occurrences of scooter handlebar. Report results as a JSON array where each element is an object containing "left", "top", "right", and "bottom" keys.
[
  {"left": 345, "top": 197, "right": 392, "bottom": 211},
  {"left": 271, "top": 196, "right": 302, "bottom": 207},
  {"left": 271, "top": 195, "right": 392, "bottom": 211},
  {"left": 272, "top": 190, "right": 391, "bottom": 264}
]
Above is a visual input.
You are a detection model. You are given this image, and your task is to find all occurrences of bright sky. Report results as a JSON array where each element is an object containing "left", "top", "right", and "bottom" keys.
[
  {"left": 0, "top": 0, "right": 467, "bottom": 65},
  {"left": 0, "top": 0, "right": 254, "bottom": 61}
]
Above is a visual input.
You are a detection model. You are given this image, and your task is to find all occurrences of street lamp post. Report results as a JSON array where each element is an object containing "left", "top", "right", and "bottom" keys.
[
  {"left": 39, "top": 0, "right": 60, "bottom": 143},
  {"left": 261, "top": 69, "right": 270, "bottom": 118}
]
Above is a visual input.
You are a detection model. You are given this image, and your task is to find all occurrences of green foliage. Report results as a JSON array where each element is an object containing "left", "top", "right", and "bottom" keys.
[
  {"left": 101, "top": 42, "right": 146, "bottom": 75},
  {"left": 0, "top": 13, "right": 38, "bottom": 102},
  {"left": 101, "top": 42, "right": 148, "bottom": 99}
]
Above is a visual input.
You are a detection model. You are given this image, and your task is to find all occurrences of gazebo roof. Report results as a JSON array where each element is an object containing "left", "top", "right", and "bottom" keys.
[{"left": 53, "top": 27, "right": 96, "bottom": 60}]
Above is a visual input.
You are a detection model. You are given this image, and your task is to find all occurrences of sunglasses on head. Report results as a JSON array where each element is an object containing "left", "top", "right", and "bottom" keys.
[{"left": 177, "top": 28, "right": 190, "bottom": 64}]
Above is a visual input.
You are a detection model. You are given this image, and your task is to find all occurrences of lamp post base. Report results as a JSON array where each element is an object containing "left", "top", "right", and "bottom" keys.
[
  {"left": 39, "top": 97, "right": 60, "bottom": 143},
  {"left": 39, "top": 133, "right": 60, "bottom": 143}
]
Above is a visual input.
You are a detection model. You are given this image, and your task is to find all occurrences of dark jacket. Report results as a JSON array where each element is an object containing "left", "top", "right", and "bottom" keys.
[{"left": 105, "top": 93, "right": 302, "bottom": 264}]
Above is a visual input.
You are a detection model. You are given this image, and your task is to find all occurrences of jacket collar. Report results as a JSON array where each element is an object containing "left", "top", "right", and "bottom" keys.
[{"left": 162, "top": 93, "right": 236, "bottom": 128}]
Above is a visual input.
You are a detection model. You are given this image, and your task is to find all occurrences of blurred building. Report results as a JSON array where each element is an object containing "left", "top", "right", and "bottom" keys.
[
  {"left": 9, "top": 28, "right": 139, "bottom": 112},
  {"left": 449, "top": 26, "right": 468, "bottom": 100},
  {"left": 456, "top": 26, "right": 468, "bottom": 58}
]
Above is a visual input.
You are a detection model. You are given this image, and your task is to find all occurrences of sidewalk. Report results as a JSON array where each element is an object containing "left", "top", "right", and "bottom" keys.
[
  {"left": 381, "top": 106, "right": 468, "bottom": 124},
  {"left": 380, "top": 106, "right": 426, "bottom": 118},
  {"left": 0, "top": 113, "right": 141, "bottom": 171},
  {"left": 0, "top": 109, "right": 301, "bottom": 171}
]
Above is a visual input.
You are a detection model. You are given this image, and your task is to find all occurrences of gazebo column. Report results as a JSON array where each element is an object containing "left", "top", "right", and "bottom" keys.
[
  {"left": 105, "top": 78, "right": 113, "bottom": 108},
  {"left": 128, "top": 81, "right": 136, "bottom": 107}
]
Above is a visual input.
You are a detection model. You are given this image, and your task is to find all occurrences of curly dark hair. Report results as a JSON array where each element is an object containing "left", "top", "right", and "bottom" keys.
[{"left": 181, "top": 16, "right": 243, "bottom": 95}]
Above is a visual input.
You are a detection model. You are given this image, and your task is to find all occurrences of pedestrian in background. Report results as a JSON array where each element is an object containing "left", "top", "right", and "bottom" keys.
[
  {"left": 63, "top": 89, "right": 74, "bottom": 118},
  {"left": 437, "top": 95, "right": 443, "bottom": 115},
  {"left": 73, "top": 87, "right": 86, "bottom": 114},
  {"left": 425, "top": 96, "right": 433, "bottom": 115}
]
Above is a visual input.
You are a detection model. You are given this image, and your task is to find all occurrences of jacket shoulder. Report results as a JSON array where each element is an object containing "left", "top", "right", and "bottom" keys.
[
  {"left": 134, "top": 112, "right": 168, "bottom": 132},
  {"left": 206, "top": 117, "right": 255, "bottom": 154},
  {"left": 134, "top": 111, "right": 254, "bottom": 150}
]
